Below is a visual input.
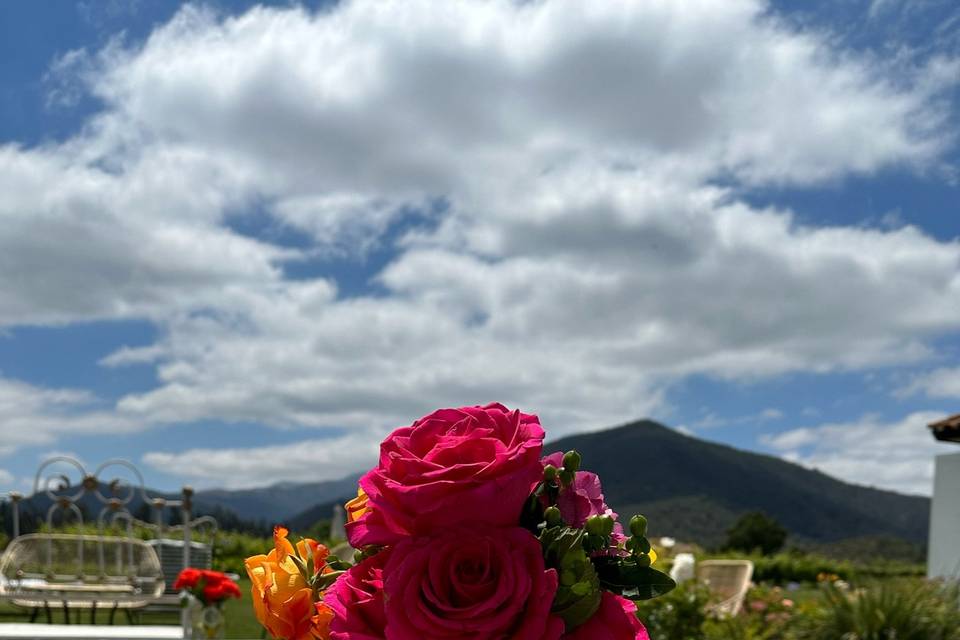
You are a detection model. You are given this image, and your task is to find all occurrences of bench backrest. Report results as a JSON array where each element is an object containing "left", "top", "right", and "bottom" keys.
[
  {"left": 697, "top": 559, "right": 754, "bottom": 617},
  {"left": 0, "top": 533, "right": 164, "bottom": 608}
]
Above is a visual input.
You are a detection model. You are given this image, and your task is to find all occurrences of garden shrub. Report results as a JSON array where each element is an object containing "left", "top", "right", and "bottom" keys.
[
  {"left": 724, "top": 512, "right": 787, "bottom": 556},
  {"left": 634, "top": 581, "right": 711, "bottom": 640},
  {"left": 794, "top": 578, "right": 960, "bottom": 640},
  {"left": 212, "top": 530, "right": 273, "bottom": 575},
  {"left": 709, "top": 552, "right": 923, "bottom": 584}
]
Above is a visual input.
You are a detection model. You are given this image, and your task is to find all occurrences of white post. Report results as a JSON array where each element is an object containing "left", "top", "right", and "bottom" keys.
[
  {"left": 928, "top": 452, "right": 960, "bottom": 579},
  {"left": 331, "top": 504, "right": 346, "bottom": 541}
]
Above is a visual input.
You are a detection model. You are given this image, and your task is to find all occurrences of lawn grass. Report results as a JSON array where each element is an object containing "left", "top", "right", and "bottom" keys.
[{"left": 0, "top": 577, "right": 266, "bottom": 639}]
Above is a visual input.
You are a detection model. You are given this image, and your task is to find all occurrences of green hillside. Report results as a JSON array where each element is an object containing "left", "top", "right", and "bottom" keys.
[
  {"left": 171, "top": 418, "right": 930, "bottom": 550},
  {"left": 545, "top": 420, "right": 929, "bottom": 547}
]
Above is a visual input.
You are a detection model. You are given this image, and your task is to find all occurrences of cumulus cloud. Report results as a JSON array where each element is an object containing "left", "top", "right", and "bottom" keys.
[
  {"left": 898, "top": 366, "right": 960, "bottom": 398},
  {"left": 0, "top": 377, "right": 141, "bottom": 451},
  {"left": 142, "top": 432, "right": 380, "bottom": 489},
  {"left": 0, "top": 145, "right": 289, "bottom": 326},
  {"left": 0, "top": 0, "right": 958, "bottom": 491},
  {"left": 762, "top": 411, "right": 957, "bottom": 495}
]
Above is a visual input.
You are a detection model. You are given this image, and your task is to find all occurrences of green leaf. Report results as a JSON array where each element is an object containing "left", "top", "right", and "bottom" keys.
[{"left": 592, "top": 557, "right": 676, "bottom": 600}]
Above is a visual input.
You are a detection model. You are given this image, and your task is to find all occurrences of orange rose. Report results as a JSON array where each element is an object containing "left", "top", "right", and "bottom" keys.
[
  {"left": 245, "top": 526, "right": 334, "bottom": 640},
  {"left": 345, "top": 487, "right": 369, "bottom": 524}
]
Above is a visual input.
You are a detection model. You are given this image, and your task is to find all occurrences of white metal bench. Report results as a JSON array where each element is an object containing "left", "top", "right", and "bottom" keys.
[
  {"left": 0, "top": 534, "right": 164, "bottom": 613},
  {"left": 0, "top": 458, "right": 217, "bottom": 638},
  {"left": 697, "top": 559, "right": 754, "bottom": 617}
]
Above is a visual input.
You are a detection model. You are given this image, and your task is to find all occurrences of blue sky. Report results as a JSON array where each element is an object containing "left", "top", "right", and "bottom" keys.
[{"left": 0, "top": 0, "right": 958, "bottom": 495}]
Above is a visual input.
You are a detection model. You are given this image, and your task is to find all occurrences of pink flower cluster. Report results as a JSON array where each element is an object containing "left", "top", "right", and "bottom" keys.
[{"left": 325, "top": 403, "right": 650, "bottom": 640}]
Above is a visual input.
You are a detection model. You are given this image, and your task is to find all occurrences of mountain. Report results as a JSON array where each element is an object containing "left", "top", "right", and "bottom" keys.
[
  {"left": 13, "top": 420, "right": 923, "bottom": 549},
  {"left": 286, "top": 499, "right": 344, "bottom": 532},
  {"left": 280, "top": 419, "right": 931, "bottom": 548},
  {"left": 543, "top": 420, "right": 929, "bottom": 548},
  {"left": 286, "top": 420, "right": 930, "bottom": 546},
  {"left": 195, "top": 473, "right": 362, "bottom": 525}
]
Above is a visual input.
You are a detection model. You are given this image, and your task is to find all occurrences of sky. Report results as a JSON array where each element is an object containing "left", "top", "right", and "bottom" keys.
[{"left": 0, "top": 0, "right": 959, "bottom": 497}]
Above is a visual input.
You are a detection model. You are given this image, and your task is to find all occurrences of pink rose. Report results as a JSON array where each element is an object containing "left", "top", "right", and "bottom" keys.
[
  {"left": 563, "top": 592, "right": 650, "bottom": 640},
  {"left": 348, "top": 403, "right": 546, "bottom": 547},
  {"left": 383, "top": 526, "right": 564, "bottom": 640},
  {"left": 325, "top": 549, "right": 390, "bottom": 640},
  {"left": 541, "top": 452, "right": 618, "bottom": 528}
]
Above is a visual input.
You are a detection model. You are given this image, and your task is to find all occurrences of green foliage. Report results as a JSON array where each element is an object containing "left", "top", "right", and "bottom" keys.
[
  {"left": 636, "top": 579, "right": 960, "bottom": 640},
  {"left": 634, "top": 581, "right": 711, "bottom": 640},
  {"left": 804, "top": 535, "right": 927, "bottom": 565},
  {"left": 702, "top": 585, "right": 799, "bottom": 640},
  {"left": 702, "top": 616, "right": 782, "bottom": 640},
  {"left": 212, "top": 530, "right": 272, "bottom": 575},
  {"left": 302, "top": 519, "right": 332, "bottom": 543},
  {"left": 709, "top": 551, "right": 924, "bottom": 584},
  {"left": 725, "top": 512, "right": 787, "bottom": 556},
  {"left": 539, "top": 526, "right": 602, "bottom": 628},
  {"left": 794, "top": 579, "right": 960, "bottom": 640}
]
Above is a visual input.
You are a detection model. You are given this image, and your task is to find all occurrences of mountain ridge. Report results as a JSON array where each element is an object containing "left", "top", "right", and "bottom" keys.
[
  {"left": 279, "top": 419, "right": 930, "bottom": 547},
  {"left": 542, "top": 419, "right": 928, "bottom": 546},
  {"left": 5, "top": 419, "right": 926, "bottom": 549}
]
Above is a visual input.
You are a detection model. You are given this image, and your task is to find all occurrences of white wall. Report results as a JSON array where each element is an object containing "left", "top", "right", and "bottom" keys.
[{"left": 928, "top": 452, "right": 960, "bottom": 580}]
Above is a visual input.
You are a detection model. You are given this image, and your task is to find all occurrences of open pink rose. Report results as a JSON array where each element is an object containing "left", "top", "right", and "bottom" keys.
[
  {"left": 383, "top": 526, "right": 564, "bottom": 640},
  {"left": 348, "top": 403, "right": 545, "bottom": 547},
  {"left": 563, "top": 592, "right": 650, "bottom": 640},
  {"left": 542, "top": 452, "right": 618, "bottom": 528},
  {"left": 325, "top": 549, "right": 391, "bottom": 640}
]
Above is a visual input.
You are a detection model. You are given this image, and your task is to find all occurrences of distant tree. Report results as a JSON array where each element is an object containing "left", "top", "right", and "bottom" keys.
[
  {"left": 134, "top": 501, "right": 154, "bottom": 524},
  {"left": 725, "top": 512, "right": 787, "bottom": 556},
  {"left": 303, "top": 519, "right": 331, "bottom": 543},
  {"left": 0, "top": 502, "right": 7, "bottom": 547}
]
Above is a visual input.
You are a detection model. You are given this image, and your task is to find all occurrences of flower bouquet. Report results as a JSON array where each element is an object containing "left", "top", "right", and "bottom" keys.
[
  {"left": 174, "top": 568, "right": 242, "bottom": 639},
  {"left": 246, "top": 403, "right": 676, "bottom": 639}
]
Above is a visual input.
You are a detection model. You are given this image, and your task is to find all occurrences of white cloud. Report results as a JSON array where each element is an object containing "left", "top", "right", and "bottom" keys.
[
  {"left": 0, "top": 469, "right": 14, "bottom": 487},
  {"left": 762, "top": 411, "right": 958, "bottom": 495},
  {"left": 899, "top": 366, "right": 960, "bottom": 398},
  {"left": 690, "top": 407, "right": 786, "bottom": 430},
  {"left": 0, "top": 145, "right": 290, "bottom": 326},
  {"left": 0, "top": 1, "right": 956, "bottom": 492},
  {"left": 0, "top": 377, "right": 141, "bottom": 451},
  {"left": 142, "top": 432, "right": 381, "bottom": 490}
]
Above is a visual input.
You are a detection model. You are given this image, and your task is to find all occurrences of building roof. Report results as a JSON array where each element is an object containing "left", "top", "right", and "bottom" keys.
[{"left": 929, "top": 414, "right": 960, "bottom": 443}]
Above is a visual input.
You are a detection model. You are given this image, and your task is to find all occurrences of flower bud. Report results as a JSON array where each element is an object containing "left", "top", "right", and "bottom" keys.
[
  {"left": 629, "top": 514, "right": 648, "bottom": 538},
  {"left": 544, "top": 505, "right": 563, "bottom": 527},
  {"left": 584, "top": 515, "right": 605, "bottom": 537},
  {"left": 600, "top": 515, "right": 615, "bottom": 537},
  {"left": 558, "top": 469, "right": 575, "bottom": 486},
  {"left": 562, "top": 450, "right": 582, "bottom": 473},
  {"left": 543, "top": 465, "right": 559, "bottom": 482}
]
